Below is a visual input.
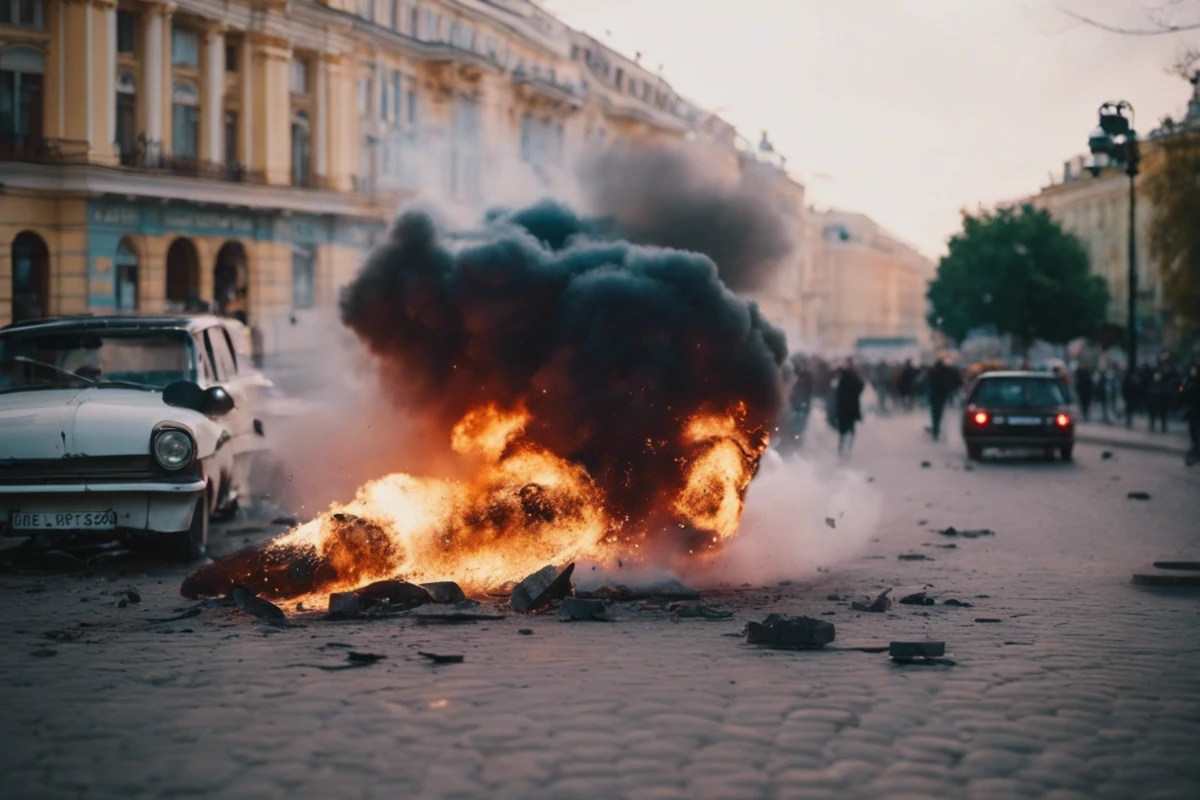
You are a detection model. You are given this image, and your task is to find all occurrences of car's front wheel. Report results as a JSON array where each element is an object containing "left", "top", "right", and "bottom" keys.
[{"left": 163, "top": 497, "right": 208, "bottom": 563}]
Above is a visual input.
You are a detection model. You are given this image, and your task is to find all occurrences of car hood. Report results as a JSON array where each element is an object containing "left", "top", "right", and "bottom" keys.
[{"left": 0, "top": 388, "right": 223, "bottom": 460}]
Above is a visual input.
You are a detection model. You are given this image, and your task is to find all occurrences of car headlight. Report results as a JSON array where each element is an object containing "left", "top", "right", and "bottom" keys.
[{"left": 153, "top": 429, "right": 194, "bottom": 470}]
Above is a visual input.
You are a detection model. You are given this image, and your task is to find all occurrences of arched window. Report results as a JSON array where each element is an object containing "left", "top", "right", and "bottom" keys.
[
  {"left": 0, "top": 46, "right": 46, "bottom": 140},
  {"left": 11, "top": 231, "right": 49, "bottom": 323},
  {"left": 114, "top": 238, "right": 139, "bottom": 311},
  {"left": 115, "top": 71, "right": 137, "bottom": 157},
  {"left": 291, "top": 110, "right": 311, "bottom": 187},
  {"left": 165, "top": 238, "right": 200, "bottom": 311},
  {"left": 171, "top": 81, "right": 199, "bottom": 159}
]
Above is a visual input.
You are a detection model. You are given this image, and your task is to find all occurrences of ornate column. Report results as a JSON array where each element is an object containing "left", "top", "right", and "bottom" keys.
[
  {"left": 315, "top": 53, "right": 329, "bottom": 180},
  {"left": 202, "top": 24, "right": 225, "bottom": 162},
  {"left": 142, "top": 4, "right": 167, "bottom": 145}
]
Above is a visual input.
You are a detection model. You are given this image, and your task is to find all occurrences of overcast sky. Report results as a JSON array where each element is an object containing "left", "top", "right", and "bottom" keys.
[{"left": 542, "top": 0, "right": 1193, "bottom": 259}]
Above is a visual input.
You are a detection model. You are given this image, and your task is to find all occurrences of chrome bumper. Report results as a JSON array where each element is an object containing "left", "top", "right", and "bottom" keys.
[{"left": 0, "top": 481, "right": 205, "bottom": 534}]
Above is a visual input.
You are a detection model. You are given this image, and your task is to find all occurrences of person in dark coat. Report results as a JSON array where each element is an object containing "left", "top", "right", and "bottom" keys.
[
  {"left": 835, "top": 358, "right": 865, "bottom": 454},
  {"left": 1179, "top": 357, "right": 1200, "bottom": 466},
  {"left": 1074, "top": 364, "right": 1094, "bottom": 421},
  {"left": 928, "top": 358, "right": 963, "bottom": 440}
]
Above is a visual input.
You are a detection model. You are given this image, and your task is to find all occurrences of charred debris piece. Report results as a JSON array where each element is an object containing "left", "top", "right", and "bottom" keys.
[
  {"left": 898, "top": 591, "right": 935, "bottom": 606},
  {"left": 577, "top": 577, "right": 700, "bottom": 602},
  {"left": 327, "top": 580, "right": 437, "bottom": 619},
  {"left": 669, "top": 601, "right": 734, "bottom": 620},
  {"left": 746, "top": 614, "right": 835, "bottom": 650},
  {"left": 937, "top": 527, "right": 995, "bottom": 539},
  {"left": 231, "top": 586, "right": 288, "bottom": 624},
  {"left": 851, "top": 588, "right": 892, "bottom": 613},
  {"left": 1126, "top": 491, "right": 1152, "bottom": 501},
  {"left": 890, "top": 641, "right": 954, "bottom": 665},
  {"left": 419, "top": 651, "right": 464, "bottom": 664},
  {"left": 898, "top": 553, "right": 930, "bottom": 562},
  {"left": 510, "top": 563, "right": 575, "bottom": 612}
]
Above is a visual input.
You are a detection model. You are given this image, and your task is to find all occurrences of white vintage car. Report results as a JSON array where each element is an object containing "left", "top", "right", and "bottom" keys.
[{"left": 0, "top": 314, "right": 270, "bottom": 560}]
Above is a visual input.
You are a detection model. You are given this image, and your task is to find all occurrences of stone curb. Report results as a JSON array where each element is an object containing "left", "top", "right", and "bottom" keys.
[{"left": 1075, "top": 431, "right": 1190, "bottom": 457}]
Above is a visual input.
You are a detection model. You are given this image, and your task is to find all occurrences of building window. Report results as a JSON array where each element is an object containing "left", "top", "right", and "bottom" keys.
[
  {"left": 292, "top": 245, "right": 315, "bottom": 309},
  {"left": 380, "top": 67, "right": 388, "bottom": 122},
  {"left": 289, "top": 58, "right": 309, "bottom": 95},
  {"left": 115, "top": 72, "right": 136, "bottom": 157},
  {"left": 11, "top": 231, "right": 50, "bottom": 323},
  {"left": 223, "top": 110, "right": 238, "bottom": 162},
  {"left": 0, "top": 46, "right": 45, "bottom": 139},
  {"left": 171, "top": 26, "right": 199, "bottom": 67},
  {"left": 408, "top": 3, "right": 419, "bottom": 36},
  {"left": 390, "top": 0, "right": 399, "bottom": 29},
  {"left": 117, "top": 10, "right": 137, "bottom": 54},
  {"left": 224, "top": 42, "right": 238, "bottom": 73},
  {"left": 357, "top": 0, "right": 373, "bottom": 23},
  {"left": 114, "top": 238, "right": 139, "bottom": 312},
  {"left": 450, "top": 20, "right": 474, "bottom": 50},
  {"left": 357, "top": 75, "right": 372, "bottom": 116},
  {"left": 406, "top": 78, "right": 418, "bottom": 125},
  {"left": 390, "top": 70, "right": 402, "bottom": 123},
  {"left": 0, "top": 0, "right": 44, "bottom": 29},
  {"left": 171, "top": 81, "right": 200, "bottom": 158},
  {"left": 291, "top": 110, "right": 311, "bottom": 187}
]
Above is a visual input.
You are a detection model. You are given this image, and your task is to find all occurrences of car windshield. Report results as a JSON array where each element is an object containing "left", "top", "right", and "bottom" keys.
[
  {"left": 972, "top": 377, "right": 1066, "bottom": 408},
  {"left": 0, "top": 330, "right": 196, "bottom": 391}
]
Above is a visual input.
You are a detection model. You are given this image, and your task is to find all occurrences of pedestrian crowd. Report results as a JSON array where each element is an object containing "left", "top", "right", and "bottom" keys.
[{"left": 775, "top": 350, "right": 1200, "bottom": 465}]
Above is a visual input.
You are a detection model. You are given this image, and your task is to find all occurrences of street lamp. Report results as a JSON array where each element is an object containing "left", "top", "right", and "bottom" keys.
[
  {"left": 1089, "top": 102, "right": 1142, "bottom": 429},
  {"left": 1086, "top": 101, "right": 1140, "bottom": 428}
]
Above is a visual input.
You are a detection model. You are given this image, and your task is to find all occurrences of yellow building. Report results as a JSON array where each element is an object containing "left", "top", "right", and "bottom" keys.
[
  {"left": 0, "top": 0, "right": 740, "bottom": 354},
  {"left": 804, "top": 209, "right": 935, "bottom": 355}
]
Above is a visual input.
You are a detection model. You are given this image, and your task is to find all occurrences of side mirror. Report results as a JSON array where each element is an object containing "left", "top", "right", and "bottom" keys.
[{"left": 163, "top": 381, "right": 236, "bottom": 418}]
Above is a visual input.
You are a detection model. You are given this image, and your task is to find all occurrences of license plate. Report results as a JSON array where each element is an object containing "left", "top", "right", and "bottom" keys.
[
  {"left": 1007, "top": 416, "right": 1043, "bottom": 426},
  {"left": 11, "top": 510, "right": 118, "bottom": 531}
]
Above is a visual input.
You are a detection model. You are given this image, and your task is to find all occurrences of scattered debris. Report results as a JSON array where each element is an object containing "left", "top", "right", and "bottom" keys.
[
  {"left": 231, "top": 586, "right": 288, "bottom": 624},
  {"left": 418, "top": 651, "right": 464, "bottom": 664},
  {"left": 917, "top": 519, "right": 928, "bottom": 526},
  {"left": 420, "top": 581, "right": 467, "bottom": 604},
  {"left": 328, "top": 580, "right": 435, "bottom": 618},
  {"left": 851, "top": 589, "right": 892, "bottom": 613},
  {"left": 328, "top": 593, "right": 364, "bottom": 618},
  {"left": 974, "top": 617, "right": 1002, "bottom": 623},
  {"left": 43, "top": 630, "right": 85, "bottom": 643},
  {"left": 824, "top": 517, "right": 837, "bottom": 529},
  {"left": 518, "top": 628, "right": 533, "bottom": 635},
  {"left": 668, "top": 601, "right": 733, "bottom": 619},
  {"left": 410, "top": 607, "right": 506, "bottom": 624},
  {"left": 1126, "top": 491, "right": 1152, "bottom": 501},
  {"left": 943, "top": 598, "right": 973, "bottom": 607},
  {"left": 1101, "top": 451, "right": 1113, "bottom": 460},
  {"left": 580, "top": 577, "right": 700, "bottom": 602},
  {"left": 826, "top": 593, "right": 843, "bottom": 601},
  {"left": 898, "top": 553, "right": 930, "bottom": 561},
  {"left": 147, "top": 607, "right": 203, "bottom": 624},
  {"left": 937, "top": 543, "right": 958, "bottom": 549},
  {"left": 938, "top": 527, "right": 995, "bottom": 538},
  {"left": 746, "top": 614, "right": 835, "bottom": 650},
  {"left": 30, "top": 648, "right": 57, "bottom": 658},
  {"left": 510, "top": 563, "right": 575, "bottom": 612},
  {"left": 889, "top": 641, "right": 945, "bottom": 659},
  {"left": 1131, "top": 561, "right": 1200, "bottom": 588},
  {"left": 898, "top": 591, "right": 935, "bottom": 606},
  {"left": 321, "top": 642, "right": 354, "bottom": 649},
  {"left": 346, "top": 651, "right": 385, "bottom": 665},
  {"left": 920, "top": 461, "right": 931, "bottom": 468},
  {"left": 558, "top": 597, "right": 611, "bottom": 621},
  {"left": 271, "top": 516, "right": 298, "bottom": 526},
  {"left": 117, "top": 587, "right": 142, "bottom": 604}
]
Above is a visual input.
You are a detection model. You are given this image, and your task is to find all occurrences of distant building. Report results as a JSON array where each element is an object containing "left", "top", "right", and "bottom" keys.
[{"left": 803, "top": 210, "right": 935, "bottom": 355}]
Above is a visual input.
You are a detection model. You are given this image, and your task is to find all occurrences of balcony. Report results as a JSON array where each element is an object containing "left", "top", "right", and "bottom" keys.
[
  {"left": 513, "top": 70, "right": 585, "bottom": 111},
  {"left": 118, "top": 138, "right": 267, "bottom": 184},
  {"left": 0, "top": 135, "right": 90, "bottom": 165}
]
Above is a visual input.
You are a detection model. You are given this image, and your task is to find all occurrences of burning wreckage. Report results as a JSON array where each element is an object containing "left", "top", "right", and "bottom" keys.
[{"left": 182, "top": 201, "right": 789, "bottom": 614}]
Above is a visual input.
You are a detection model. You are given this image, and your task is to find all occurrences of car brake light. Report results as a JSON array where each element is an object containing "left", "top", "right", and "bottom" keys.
[
  {"left": 1056, "top": 413, "right": 1070, "bottom": 427},
  {"left": 973, "top": 411, "right": 989, "bottom": 425}
]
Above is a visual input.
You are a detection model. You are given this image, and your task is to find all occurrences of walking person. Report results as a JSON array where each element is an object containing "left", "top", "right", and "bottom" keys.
[
  {"left": 835, "top": 358, "right": 865, "bottom": 455},
  {"left": 1074, "top": 363, "right": 1094, "bottom": 421},
  {"left": 1146, "top": 368, "right": 1171, "bottom": 433},
  {"left": 1180, "top": 358, "right": 1200, "bottom": 466},
  {"left": 928, "top": 358, "right": 962, "bottom": 441}
]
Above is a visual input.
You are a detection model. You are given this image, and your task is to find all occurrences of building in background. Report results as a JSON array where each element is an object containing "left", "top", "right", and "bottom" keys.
[
  {"left": 0, "top": 0, "right": 739, "bottom": 352},
  {"left": 803, "top": 209, "right": 935, "bottom": 355}
]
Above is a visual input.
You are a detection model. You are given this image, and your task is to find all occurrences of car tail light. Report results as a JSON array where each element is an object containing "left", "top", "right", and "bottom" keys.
[
  {"left": 973, "top": 411, "right": 989, "bottom": 425},
  {"left": 1056, "top": 413, "right": 1070, "bottom": 427}
]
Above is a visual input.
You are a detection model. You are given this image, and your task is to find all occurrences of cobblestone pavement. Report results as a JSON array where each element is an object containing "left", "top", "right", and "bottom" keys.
[{"left": 1, "top": 412, "right": 1198, "bottom": 800}]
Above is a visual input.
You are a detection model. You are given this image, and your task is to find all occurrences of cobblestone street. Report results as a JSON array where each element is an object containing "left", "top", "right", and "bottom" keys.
[{"left": 2, "top": 412, "right": 1198, "bottom": 800}]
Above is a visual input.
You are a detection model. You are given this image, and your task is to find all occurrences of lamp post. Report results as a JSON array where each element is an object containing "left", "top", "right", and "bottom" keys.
[{"left": 1086, "top": 101, "right": 1140, "bottom": 427}]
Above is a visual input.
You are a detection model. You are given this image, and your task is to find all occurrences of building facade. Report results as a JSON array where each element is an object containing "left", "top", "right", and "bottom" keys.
[
  {"left": 803, "top": 209, "right": 935, "bottom": 355},
  {"left": 0, "top": 0, "right": 740, "bottom": 353}
]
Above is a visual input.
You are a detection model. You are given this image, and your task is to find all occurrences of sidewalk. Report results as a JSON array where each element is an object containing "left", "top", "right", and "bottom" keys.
[{"left": 1075, "top": 419, "right": 1191, "bottom": 456}]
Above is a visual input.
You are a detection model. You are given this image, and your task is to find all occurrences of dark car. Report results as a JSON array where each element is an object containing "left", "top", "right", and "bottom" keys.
[{"left": 962, "top": 371, "right": 1075, "bottom": 461}]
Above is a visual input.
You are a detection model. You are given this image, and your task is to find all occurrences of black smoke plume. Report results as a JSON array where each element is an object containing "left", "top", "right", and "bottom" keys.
[
  {"left": 578, "top": 146, "right": 794, "bottom": 293},
  {"left": 339, "top": 201, "right": 788, "bottom": 535}
]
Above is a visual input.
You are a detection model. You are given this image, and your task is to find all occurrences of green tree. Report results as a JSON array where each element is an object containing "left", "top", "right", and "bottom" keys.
[
  {"left": 926, "top": 204, "right": 1109, "bottom": 350},
  {"left": 1146, "top": 124, "right": 1200, "bottom": 327}
]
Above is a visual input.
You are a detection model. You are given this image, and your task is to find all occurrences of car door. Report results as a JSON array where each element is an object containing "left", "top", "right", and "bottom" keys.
[{"left": 201, "top": 327, "right": 256, "bottom": 457}]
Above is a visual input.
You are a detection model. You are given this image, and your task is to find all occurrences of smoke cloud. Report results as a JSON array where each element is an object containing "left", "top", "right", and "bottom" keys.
[
  {"left": 339, "top": 200, "right": 788, "bottom": 543},
  {"left": 578, "top": 145, "right": 795, "bottom": 293}
]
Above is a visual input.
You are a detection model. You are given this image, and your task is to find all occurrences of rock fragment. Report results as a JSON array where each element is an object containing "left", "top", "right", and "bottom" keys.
[
  {"left": 1126, "top": 491, "right": 1151, "bottom": 501},
  {"left": 938, "top": 527, "right": 994, "bottom": 538},
  {"left": 943, "top": 598, "right": 973, "bottom": 607},
  {"left": 355, "top": 580, "right": 433, "bottom": 609},
  {"left": 558, "top": 597, "right": 611, "bottom": 621},
  {"left": 230, "top": 586, "right": 287, "bottom": 623},
  {"left": 510, "top": 563, "right": 575, "bottom": 612},
  {"left": 898, "top": 591, "right": 935, "bottom": 606},
  {"left": 746, "top": 614, "right": 835, "bottom": 649},
  {"left": 418, "top": 651, "right": 464, "bottom": 664},
  {"left": 327, "top": 592, "right": 363, "bottom": 618},
  {"left": 668, "top": 601, "right": 733, "bottom": 619},
  {"left": 898, "top": 553, "right": 930, "bottom": 561},
  {"left": 851, "top": 589, "right": 892, "bottom": 612},
  {"left": 889, "top": 641, "right": 945, "bottom": 659},
  {"left": 420, "top": 581, "right": 467, "bottom": 604}
]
